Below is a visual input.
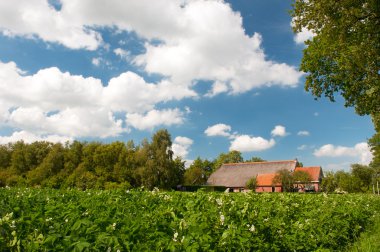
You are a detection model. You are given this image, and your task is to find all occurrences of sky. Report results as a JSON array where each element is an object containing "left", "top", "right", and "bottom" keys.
[{"left": 0, "top": 0, "right": 375, "bottom": 171}]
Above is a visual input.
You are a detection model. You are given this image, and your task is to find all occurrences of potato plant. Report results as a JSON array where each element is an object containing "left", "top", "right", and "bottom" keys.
[{"left": 0, "top": 187, "right": 379, "bottom": 251}]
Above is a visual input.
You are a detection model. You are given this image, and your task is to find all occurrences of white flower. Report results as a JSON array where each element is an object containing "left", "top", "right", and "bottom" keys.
[
  {"left": 173, "top": 232, "right": 178, "bottom": 242},
  {"left": 249, "top": 224, "right": 255, "bottom": 232},
  {"left": 220, "top": 215, "right": 225, "bottom": 225},
  {"left": 112, "top": 223, "right": 117, "bottom": 230},
  {"left": 216, "top": 198, "right": 223, "bottom": 206}
]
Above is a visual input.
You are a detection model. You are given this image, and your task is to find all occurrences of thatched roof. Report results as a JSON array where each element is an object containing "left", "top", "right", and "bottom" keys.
[{"left": 207, "top": 160, "right": 298, "bottom": 188}]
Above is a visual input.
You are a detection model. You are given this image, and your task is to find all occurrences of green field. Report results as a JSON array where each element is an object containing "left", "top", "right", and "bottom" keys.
[{"left": 1, "top": 188, "right": 380, "bottom": 251}]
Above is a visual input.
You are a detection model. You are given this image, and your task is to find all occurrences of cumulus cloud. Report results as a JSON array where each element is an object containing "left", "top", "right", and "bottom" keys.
[
  {"left": 205, "top": 123, "right": 277, "bottom": 153},
  {"left": 0, "top": 130, "right": 72, "bottom": 144},
  {"left": 291, "top": 18, "right": 315, "bottom": 45},
  {"left": 0, "top": 61, "right": 193, "bottom": 140},
  {"left": 294, "top": 28, "right": 315, "bottom": 44},
  {"left": 271, "top": 125, "right": 287, "bottom": 137},
  {"left": 230, "top": 135, "right": 275, "bottom": 152},
  {"left": 0, "top": 0, "right": 302, "bottom": 94},
  {"left": 134, "top": 1, "right": 303, "bottom": 93},
  {"left": 297, "top": 130, "right": 310, "bottom": 136},
  {"left": 314, "top": 142, "right": 373, "bottom": 165},
  {"left": 172, "top": 136, "right": 193, "bottom": 159},
  {"left": 204, "top": 123, "right": 232, "bottom": 137},
  {"left": 103, "top": 72, "right": 196, "bottom": 113},
  {"left": 125, "top": 109, "right": 185, "bottom": 131},
  {"left": 0, "top": 0, "right": 102, "bottom": 50}
]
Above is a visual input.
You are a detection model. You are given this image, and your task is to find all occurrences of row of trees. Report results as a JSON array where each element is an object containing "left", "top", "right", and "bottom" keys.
[
  {"left": 0, "top": 129, "right": 185, "bottom": 190},
  {"left": 321, "top": 164, "right": 380, "bottom": 193},
  {"left": 0, "top": 129, "right": 265, "bottom": 190}
]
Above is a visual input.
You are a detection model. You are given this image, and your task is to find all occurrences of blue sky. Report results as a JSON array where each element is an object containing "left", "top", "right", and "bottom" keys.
[{"left": 0, "top": 0, "right": 374, "bottom": 171}]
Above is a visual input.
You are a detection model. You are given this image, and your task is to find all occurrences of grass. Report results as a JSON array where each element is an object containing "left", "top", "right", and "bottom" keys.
[{"left": 347, "top": 214, "right": 380, "bottom": 252}]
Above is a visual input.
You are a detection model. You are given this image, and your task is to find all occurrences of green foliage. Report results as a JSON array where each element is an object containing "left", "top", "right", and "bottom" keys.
[
  {"left": 0, "top": 188, "right": 379, "bottom": 251},
  {"left": 369, "top": 114, "right": 380, "bottom": 170},
  {"left": 213, "top": 150, "right": 243, "bottom": 171},
  {"left": 245, "top": 177, "right": 257, "bottom": 190},
  {"left": 184, "top": 157, "right": 213, "bottom": 185},
  {"left": 291, "top": 0, "right": 380, "bottom": 116},
  {"left": 321, "top": 171, "right": 338, "bottom": 193},
  {"left": 0, "top": 129, "right": 186, "bottom": 190},
  {"left": 321, "top": 164, "right": 378, "bottom": 193},
  {"left": 246, "top": 156, "right": 266, "bottom": 162},
  {"left": 291, "top": 0, "right": 380, "bottom": 169},
  {"left": 273, "top": 169, "right": 295, "bottom": 192}
]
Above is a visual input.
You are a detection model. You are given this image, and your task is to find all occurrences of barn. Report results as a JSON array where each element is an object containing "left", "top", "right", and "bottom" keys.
[{"left": 206, "top": 159, "right": 323, "bottom": 192}]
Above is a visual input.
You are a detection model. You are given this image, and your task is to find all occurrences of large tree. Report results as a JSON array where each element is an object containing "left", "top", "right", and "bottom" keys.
[
  {"left": 213, "top": 150, "right": 244, "bottom": 171},
  {"left": 291, "top": 0, "right": 380, "bottom": 116}
]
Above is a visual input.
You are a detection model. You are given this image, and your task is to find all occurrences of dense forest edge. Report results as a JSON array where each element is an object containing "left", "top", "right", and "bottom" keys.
[{"left": 0, "top": 128, "right": 379, "bottom": 192}]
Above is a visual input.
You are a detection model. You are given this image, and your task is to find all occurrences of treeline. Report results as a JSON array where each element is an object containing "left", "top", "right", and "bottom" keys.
[
  {"left": 0, "top": 129, "right": 263, "bottom": 190},
  {"left": 321, "top": 164, "right": 380, "bottom": 193}
]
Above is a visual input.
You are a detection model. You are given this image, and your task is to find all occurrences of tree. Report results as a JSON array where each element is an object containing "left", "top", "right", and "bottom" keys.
[
  {"left": 291, "top": 0, "right": 380, "bottom": 116},
  {"left": 0, "top": 144, "right": 11, "bottom": 170},
  {"left": 335, "top": 171, "right": 353, "bottom": 192},
  {"left": 27, "top": 143, "right": 65, "bottom": 187},
  {"left": 292, "top": 0, "right": 380, "bottom": 168},
  {"left": 138, "top": 129, "right": 181, "bottom": 189},
  {"left": 292, "top": 170, "right": 311, "bottom": 190},
  {"left": 213, "top": 150, "right": 243, "bottom": 171},
  {"left": 246, "top": 157, "right": 266, "bottom": 162},
  {"left": 272, "top": 169, "right": 294, "bottom": 192},
  {"left": 351, "top": 163, "right": 374, "bottom": 192},
  {"left": 369, "top": 114, "right": 380, "bottom": 169},
  {"left": 245, "top": 177, "right": 257, "bottom": 190},
  {"left": 184, "top": 157, "right": 214, "bottom": 185},
  {"left": 321, "top": 171, "right": 338, "bottom": 193}
]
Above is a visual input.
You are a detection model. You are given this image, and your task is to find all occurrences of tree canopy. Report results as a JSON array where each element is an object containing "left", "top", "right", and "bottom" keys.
[{"left": 291, "top": 0, "right": 380, "bottom": 116}]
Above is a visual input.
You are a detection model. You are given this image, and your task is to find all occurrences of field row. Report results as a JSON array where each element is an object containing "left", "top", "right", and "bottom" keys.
[{"left": 1, "top": 188, "right": 380, "bottom": 251}]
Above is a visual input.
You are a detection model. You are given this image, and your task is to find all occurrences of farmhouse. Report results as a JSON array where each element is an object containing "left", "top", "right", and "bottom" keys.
[{"left": 206, "top": 160, "right": 323, "bottom": 192}]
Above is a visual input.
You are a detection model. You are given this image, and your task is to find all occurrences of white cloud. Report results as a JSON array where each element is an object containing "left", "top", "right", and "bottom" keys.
[
  {"left": 297, "top": 130, "right": 310, "bottom": 136},
  {"left": 126, "top": 108, "right": 185, "bottom": 131},
  {"left": 114, "top": 48, "right": 130, "bottom": 60},
  {"left": 134, "top": 1, "right": 303, "bottom": 93},
  {"left": 103, "top": 71, "right": 196, "bottom": 113},
  {"left": 294, "top": 27, "right": 315, "bottom": 44},
  {"left": 271, "top": 125, "right": 287, "bottom": 137},
  {"left": 92, "top": 57, "right": 101, "bottom": 66},
  {"left": 0, "top": 61, "right": 195, "bottom": 140},
  {"left": 0, "top": 0, "right": 302, "bottom": 94},
  {"left": 0, "top": 131, "right": 72, "bottom": 144},
  {"left": 291, "top": 18, "right": 315, "bottom": 45},
  {"left": 8, "top": 106, "right": 124, "bottom": 138},
  {"left": 172, "top": 136, "right": 193, "bottom": 159},
  {"left": 297, "top": 144, "right": 307, "bottom": 150},
  {"left": 205, "top": 81, "right": 229, "bottom": 97},
  {"left": 0, "top": 0, "right": 101, "bottom": 50},
  {"left": 314, "top": 142, "right": 373, "bottom": 165},
  {"left": 230, "top": 135, "right": 275, "bottom": 152},
  {"left": 204, "top": 123, "right": 232, "bottom": 137}
]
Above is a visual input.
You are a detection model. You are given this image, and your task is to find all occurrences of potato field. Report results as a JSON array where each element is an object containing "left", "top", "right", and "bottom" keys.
[{"left": 1, "top": 188, "right": 380, "bottom": 251}]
